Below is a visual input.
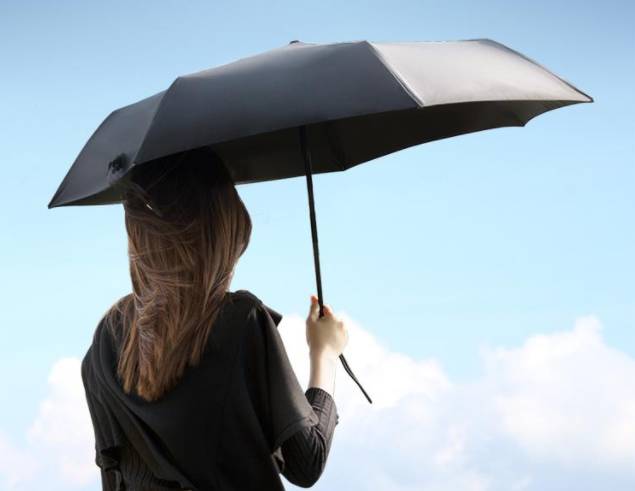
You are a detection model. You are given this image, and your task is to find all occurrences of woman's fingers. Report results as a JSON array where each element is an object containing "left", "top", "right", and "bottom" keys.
[{"left": 308, "top": 295, "right": 334, "bottom": 321}]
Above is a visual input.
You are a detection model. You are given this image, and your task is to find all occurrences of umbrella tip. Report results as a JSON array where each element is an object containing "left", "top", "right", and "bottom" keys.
[{"left": 289, "top": 39, "right": 301, "bottom": 44}]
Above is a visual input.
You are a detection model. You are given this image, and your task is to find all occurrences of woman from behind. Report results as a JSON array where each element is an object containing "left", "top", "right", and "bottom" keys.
[{"left": 83, "top": 145, "right": 348, "bottom": 490}]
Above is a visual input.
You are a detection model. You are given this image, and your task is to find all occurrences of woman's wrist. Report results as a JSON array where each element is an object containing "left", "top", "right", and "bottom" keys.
[
  {"left": 309, "top": 348, "right": 339, "bottom": 363},
  {"left": 308, "top": 351, "right": 338, "bottom": 395}
]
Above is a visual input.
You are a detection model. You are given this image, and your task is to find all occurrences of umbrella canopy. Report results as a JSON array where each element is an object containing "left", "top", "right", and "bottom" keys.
[
  {"left": 47, "top": 38, "right": 592, "bottom": 208},
  {"left": 48, "top": 38, "right": 593, "bottom": 404}
]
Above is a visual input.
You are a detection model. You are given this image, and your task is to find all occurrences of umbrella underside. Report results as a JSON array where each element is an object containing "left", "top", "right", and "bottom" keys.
[{"left": 55, "top": 98, "right": 577, "bottom": 207}]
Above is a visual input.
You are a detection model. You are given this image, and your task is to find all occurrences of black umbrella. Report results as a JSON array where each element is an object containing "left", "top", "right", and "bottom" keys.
[{"left": 48, "top": 38, "right": 593, "bottom": 404}]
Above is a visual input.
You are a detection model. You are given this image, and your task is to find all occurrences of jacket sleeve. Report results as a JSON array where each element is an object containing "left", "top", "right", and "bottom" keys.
[
  {"left": 81, "top": 351, "right": 126, "bottom": 491},
  {"left": 279, "top": 387, "right": 339, "bottom": 488}
]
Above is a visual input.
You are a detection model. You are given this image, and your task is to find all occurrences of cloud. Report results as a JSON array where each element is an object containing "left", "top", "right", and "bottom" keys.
[
  {"left": 280, "top": 313, "right": 635, "bottom": 490},
  {"left": 0, "top": 430, "right": 39, "bottom": 490},
  {"left": 26, "top": 357, "right": 96, "bottom": 486},
  {"left": 1, "top": 314, "right": 634, "bottom": 490},
  {"left": 486, "top": 316, "right": 635, "bottom": 470},
  {"left": 0, "top": 358, "right": 95, "bottom": 490}
]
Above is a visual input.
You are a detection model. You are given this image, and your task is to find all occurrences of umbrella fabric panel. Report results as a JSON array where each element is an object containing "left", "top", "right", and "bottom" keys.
[
  {"left": 369, "top": 39, "right": 592, "bottom": 106},
  {"left": 47, "top": 90, "right": 165, "bottom": 208}
]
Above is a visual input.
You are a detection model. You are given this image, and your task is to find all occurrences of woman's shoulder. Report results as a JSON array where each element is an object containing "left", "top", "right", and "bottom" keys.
[
  {"left": 228, "top": 289, "right": 264, "bottom": 308},
  {"left": 228, "top": 290, "right": 281, "bottom": 322}
]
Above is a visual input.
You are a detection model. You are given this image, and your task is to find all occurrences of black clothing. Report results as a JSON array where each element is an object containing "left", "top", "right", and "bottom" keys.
[
  {"left": 279, "top": 387, "right": 338, "bottom": 488},
  {"left": 96, "top": 387, "right": 338, "bottom": 490},
  {"left": 81, "top": 290, "right": 339, "bottom": 490}
]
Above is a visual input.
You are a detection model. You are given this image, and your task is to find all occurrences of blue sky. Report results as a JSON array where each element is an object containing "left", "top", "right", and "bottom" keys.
[{"left": 1, "top": 1, "right": 633, "bottom": 490}]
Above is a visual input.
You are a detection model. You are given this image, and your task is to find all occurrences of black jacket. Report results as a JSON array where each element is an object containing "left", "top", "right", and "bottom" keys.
[{"left": 81, "top": 289, "right": 338, "bottom": 490}]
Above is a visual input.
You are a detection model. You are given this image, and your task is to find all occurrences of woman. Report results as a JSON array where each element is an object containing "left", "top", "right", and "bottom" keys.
[{"left": 81, "top": 146, "right": 349, "bottom": 490}]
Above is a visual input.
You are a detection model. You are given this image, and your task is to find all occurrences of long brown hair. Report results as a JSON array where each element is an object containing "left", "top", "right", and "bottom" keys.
[{"left": 102, "top": 146, "right": 252, "bottom": 402}]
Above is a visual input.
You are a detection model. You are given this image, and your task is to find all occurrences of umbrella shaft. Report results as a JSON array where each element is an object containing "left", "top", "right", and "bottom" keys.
[
  {"left": 299, "top": 125, "right": 372, "bottom": 404},
  {"left": 299, "top": 125, "right": 325, "bottom": 318}
]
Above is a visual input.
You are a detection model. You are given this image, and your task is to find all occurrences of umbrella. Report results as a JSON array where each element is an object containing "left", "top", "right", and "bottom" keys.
[{"left": 48, "top": 38, "right": 593, "bottom": 404}]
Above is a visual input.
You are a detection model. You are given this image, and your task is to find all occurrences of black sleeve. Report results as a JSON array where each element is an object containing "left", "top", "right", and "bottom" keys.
[
  {"left": 81, "top": 353, "right": 126, "bottom": 491},
  {"left": 83, "top": 389, "right": 125, "bottom": 491},
  {"left": 99, "top": 467, "right": 120, "bottom": 491},
  {"left": 279, "top": 387, "right": 339, "bottom": 488}
]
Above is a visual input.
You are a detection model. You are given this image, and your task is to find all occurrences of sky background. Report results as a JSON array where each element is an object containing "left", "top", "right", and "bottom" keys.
[{"left": 1, "top": 1, "right": 633, "bottom": 490}]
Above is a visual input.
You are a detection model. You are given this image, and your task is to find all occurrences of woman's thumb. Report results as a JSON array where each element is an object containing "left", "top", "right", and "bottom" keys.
[{"left": 308, "top": 295, "right": 319, "bottom": 321}]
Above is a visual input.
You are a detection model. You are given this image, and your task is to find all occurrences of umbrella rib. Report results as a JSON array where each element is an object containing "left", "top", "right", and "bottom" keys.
[
  {"left": 132, "top": 79, "right": 181, "bottom": 166},
  {"left": 363, "top": 40, "right": 425, "bottom": 108}
]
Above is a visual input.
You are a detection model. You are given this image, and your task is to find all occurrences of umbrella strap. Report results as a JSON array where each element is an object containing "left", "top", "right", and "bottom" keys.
[{"left": 299, "top": 125, "right": 373, "bottom": 405}]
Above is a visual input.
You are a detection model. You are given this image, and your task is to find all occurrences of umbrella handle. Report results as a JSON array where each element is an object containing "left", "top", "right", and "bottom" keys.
[{"left": 300, "top": 125, "right": 373, "bottom": 405}]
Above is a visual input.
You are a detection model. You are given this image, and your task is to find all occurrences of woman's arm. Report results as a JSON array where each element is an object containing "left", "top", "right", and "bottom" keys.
[
  {"left": 279, "top": 352, "right": 339, "bottom": 487},
  {"left": 279, "top": 386, "right": 339, "bottom": 488}
]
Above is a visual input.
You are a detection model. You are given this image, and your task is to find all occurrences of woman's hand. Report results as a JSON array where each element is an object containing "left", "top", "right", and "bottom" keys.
[{"left": 305, "top": 295, "right": 349, "bottom": 360}]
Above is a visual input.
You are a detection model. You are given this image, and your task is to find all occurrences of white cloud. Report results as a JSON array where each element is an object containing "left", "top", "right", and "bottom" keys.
[
  {"left": 26, "top": 357, "right": 96, "bottom": 486},
  {"left": 0, "top": 430, "right": 39, "bottom": 490},
  {"left": 0, "top": 358, "right": 95, "bottom": 490},
  {"left": 1, "top": 314, "right": 634, "bottom": 490},
  {"left": 280, "top": 312, "right": 635, "bottom": 490},
  {"left": 486, "top": 316, "right": 635, "bottom": 470}
]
